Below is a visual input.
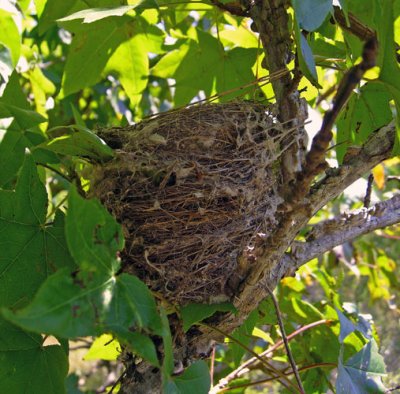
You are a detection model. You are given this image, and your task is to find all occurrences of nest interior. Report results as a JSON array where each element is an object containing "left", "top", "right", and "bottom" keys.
[{"left": 92, "top": 102, "right": 297, "bottom": 305}]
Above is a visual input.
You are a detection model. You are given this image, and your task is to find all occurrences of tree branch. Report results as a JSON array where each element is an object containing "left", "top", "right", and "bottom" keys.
[{"left": 280, "top": 194, "right": 400, "bottom": 274}]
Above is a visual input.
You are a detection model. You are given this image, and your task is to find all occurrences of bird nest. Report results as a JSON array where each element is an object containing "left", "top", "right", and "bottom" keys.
[{"left": 91, "top": 102, "right": 297, "bottom": 305}]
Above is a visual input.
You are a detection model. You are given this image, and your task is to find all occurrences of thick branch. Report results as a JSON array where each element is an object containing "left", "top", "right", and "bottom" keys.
[{"left": 281, "top": 194, "right": 400, "bottom": 274}]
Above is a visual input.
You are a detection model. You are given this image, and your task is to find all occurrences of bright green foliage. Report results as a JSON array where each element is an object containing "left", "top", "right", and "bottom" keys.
[
  {"left": 83, "top": 333, "right": 120, "bottom": 360},
  {"left": 0, "top": 0, "right": 399, "bottom": 393}
]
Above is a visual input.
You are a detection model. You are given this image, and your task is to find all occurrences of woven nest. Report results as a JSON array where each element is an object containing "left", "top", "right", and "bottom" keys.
[{"left": 91, "top": 102, "right": 296, "bottom": 305}]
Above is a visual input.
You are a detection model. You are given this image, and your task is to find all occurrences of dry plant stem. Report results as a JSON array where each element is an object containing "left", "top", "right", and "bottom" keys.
[{"left": 265, "top": 286, "right": 305, "bottom": 394}]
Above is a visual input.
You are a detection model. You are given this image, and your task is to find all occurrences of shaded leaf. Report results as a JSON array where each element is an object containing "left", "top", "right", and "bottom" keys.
[
  {"left": 161, "top": 308, "right": 174, "bottom": 376},
  {"left": 0, "top": 155, "right": 73, "bottom": 309},
  {"left": 112, "top": 329, "right": 159, "bottom": 366},
  {"left": 337, "top": 340, "right": 386, "bottom": 394},
  {"left": 2, "top": 268, "right": 106, "bottom": 337},
  {"left": 292, "top": 0, "right": 333, "bottom": 32},
  {"left": 293, "top": 20, "right": 320, "bottom": 87},
  {"left": 165, "top": 361, "right": 211, "bottom": 394},
  {"left": 180, "top": 302, "right": 236, "bottom": 332},
  {"left": 0, "top": 344, "right": 68, "bottom": 394},
  {"left": 106, "top": 274, "right": 162, "bottom": 335},
  {"left": 65, "top": 187, "right": 123, "bottom": 275},
  {"left": 336, "top": 82, "right": 392, "bottom": 163}
]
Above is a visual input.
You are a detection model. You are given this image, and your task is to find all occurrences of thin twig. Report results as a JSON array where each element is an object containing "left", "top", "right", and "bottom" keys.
[
  {"left": 205, "top": 323, "right": 298, "bottom": 392},
  {"left": 210, "top": 344, "right": 216, "bottom": 388},
  {"left": 364, "top": 173, "right": 374, "bottom": 208},
  {"left": 219, "top": 362, "right": 337, "bottom": 392},
  {"left": 107, "top": 369, "right": 127, "bottom": 394},
  {"left": 265, "top": 286, "right": 305, "bottom": 394}
]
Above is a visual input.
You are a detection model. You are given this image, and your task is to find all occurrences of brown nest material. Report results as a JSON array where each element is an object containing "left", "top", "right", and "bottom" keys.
[{"left": 91, "top": 102, "right": 298, "bottom": 305}]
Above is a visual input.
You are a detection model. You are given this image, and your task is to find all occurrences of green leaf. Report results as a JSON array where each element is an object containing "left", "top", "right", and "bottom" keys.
[
  {"left": 112, "top": 328, "right": 159, "bottom": 366},
  {"left": 2, "top": 268, "right": 107, "bottom": 337},
  {"left": 0, "top": 155, "right": 73, "bottom": 309},
  {"left": 337, "top": 340, "right": 386, "bottom": 394},
  {"left": 84, "top": 334, "right": 120, "bottom": 361},
  {"left": 336, "top": 82, "right": 392, "bottom": 163},
  {"left": 106, "top": 28, "right": 149, "bottom": 107},
  {"left": 166, "top": 361, "right": 211, "bottom": 394},
  {"left": 152, "top": 30, "right": 258, "bottom": 105},
  {"left": 230, "top": 309, "right": 258, "bottom": 367},
  {"left": 0, "top": 103, "right": 47, "bottom": 130},
  {"left": 293, "top": 21, "right": 321, "bottom": 87},
  {"left": 60, "top": 17, "right": 129, "bottom": 97},
  {"left": 0, "top": 344, "right": 68, "bottom": 394},
  {"left": 161, "top": 308, "right": 174, "bottom": 376},
  {"left": 0, "top": 320, "right": 68, "bottom": 394},
  {"left": 337, "top": 308, "right": 357, "bottom": 344},
  {"left": 180, "top": 302, "right": 236, "bottom": 332},
  {"left": 38, "top": 0, "right": 85, "bottom": 33},
  {"left": 41, "top": 125, "right": 114, "bottom": 162},
  {"left": 65, "top": 187, "right": 123, "bottom": 275},
  {"left": 0, "top": 317, "right": 42, "bottom": 351},
  {"left": 292, "top": 0, "right": 333, "bottom": 32},
  {"left": 57, "top": 5, "right": 136, "bottom": 23},
  {"left": 105, "top": 274, "right": 162, "bottom": 335},
  {"left": 0, "top": 9, "right": 21, "bottom": 67},
  {"left": 377, "top": 1, "right": 400, "bottom": 154}
]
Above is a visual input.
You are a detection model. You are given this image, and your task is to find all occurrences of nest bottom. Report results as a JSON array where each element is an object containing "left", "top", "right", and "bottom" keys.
[{"left": 92, "top": 102, "right": 295, "bottom": 305}]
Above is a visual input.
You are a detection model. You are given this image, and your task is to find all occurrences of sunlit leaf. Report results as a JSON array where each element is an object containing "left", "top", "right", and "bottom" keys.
[
  {"left": 0, "top": 9, "right": 21, "bottom": 67},
  {"left": 84, "top": 334, "right": 120, "bottom": 361}
]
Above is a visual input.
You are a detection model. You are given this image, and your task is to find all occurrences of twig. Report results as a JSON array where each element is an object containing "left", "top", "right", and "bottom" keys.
[
  {"left": 218, "top": 362, "right": 337, "bottom": 392},
  {"left": 107, "top": 369, "right": 127, "bottom": 394},
  {"left": 210, "top": 344, "right": 216, "bottom": 387},
  {"left": 333, "top": 6, "right": 375, "bottom": 41},
  {"left": 265, "top": 286, "right": 305, "bottom": 394},
  {"left": 364, "top": 173, "right": 374, "bottom": 208},
  {"left": 210, "top": 320, "right": 329, "bottom": 394},
  {"left": 206, "top": 323, "right": 298, "bottom": 393}
]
